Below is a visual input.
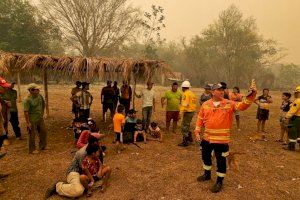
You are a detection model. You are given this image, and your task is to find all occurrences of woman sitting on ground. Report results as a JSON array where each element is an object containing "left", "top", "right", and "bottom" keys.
[{"left": 80, "top": 144, "right": 111, "bottom": 197}]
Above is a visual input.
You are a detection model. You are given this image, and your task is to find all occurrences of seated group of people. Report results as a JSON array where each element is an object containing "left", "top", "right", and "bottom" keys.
[{"left": 113, "top": 105, "right": 162, "bottom": 153}]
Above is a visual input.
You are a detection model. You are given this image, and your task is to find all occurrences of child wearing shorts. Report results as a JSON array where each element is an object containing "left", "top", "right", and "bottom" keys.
[
  {"left": 113, "top": 105, "right": 125, "bottom": 153},
  {"left": 134, "top": 119, "right": 147, "bottom": 144},
  {"left": 148, "top": 122, "right": 162, "bottom": 142}
]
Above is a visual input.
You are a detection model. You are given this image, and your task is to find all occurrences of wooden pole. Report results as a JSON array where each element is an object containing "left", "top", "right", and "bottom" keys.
[
  {"left": 43, "top": 69, "right": 49, "bottom": 117},
  {"left": 132, "top": 75, "right": 137, "bottom": 110},
  {"left": 17, "top": 72, "right": 22, "bottom": 103}
]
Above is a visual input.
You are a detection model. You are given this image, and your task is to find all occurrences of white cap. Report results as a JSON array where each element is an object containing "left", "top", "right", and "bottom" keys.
[{"left": 181, "top": 80, "right": 191, "bottom": 88}]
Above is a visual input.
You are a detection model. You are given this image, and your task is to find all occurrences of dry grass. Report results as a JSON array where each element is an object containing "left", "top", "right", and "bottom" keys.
[{"left": 1, "top": 84, "right": 300, "bottom": 200}]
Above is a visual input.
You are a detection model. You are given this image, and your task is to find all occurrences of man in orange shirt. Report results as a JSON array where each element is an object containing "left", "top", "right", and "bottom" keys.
[{"left": 194, "top": 80, "right": 257, "bottom": 193}]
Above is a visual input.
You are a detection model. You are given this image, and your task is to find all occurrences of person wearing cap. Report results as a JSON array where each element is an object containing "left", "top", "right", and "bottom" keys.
[
  {"left": 123, "top": 109, "right": 137, "bottom": 143},
  {"left": 23, "top": 83, "right": 48, "bottom": 154},
  {"left": 135, "top": 81, "right": 156, "bottom": 130},
  {"left": 74, "top": 82, "right": 93, "bottom": 120},
  {"left": 71, "top": 81, "right": 82, "bottom": 119},
  {"left": 120, "top": 80, "right": 132, "bottom": 115},
  {"left": 0, "top": 77, "right": 11, "bottom": 194},
  {"left": 283, "top": 86, "right": 300, "bottom": 151},
  {"left": 199, "top": 84, "right": 212, "bottom": 105},
  {"left": 178, "top": 80, "right": 196, "bottom": 147},
  {"left": 0, "top": 82, "right": 22, "bottom": 139},
  {"left": 0, "top": 78, "right": 12, "bottom": 142},
  {"left": 101, "top": 80, "right": 115, "bottom": 121},
  {"left": 220, "top": 82, "right": 230, "bottom": 100},
  {"left": 194, "top": 80, "right": 257, "bottom": 193},
  {"left": 161, "top": 82, "right": 182, "bottom": 133}
]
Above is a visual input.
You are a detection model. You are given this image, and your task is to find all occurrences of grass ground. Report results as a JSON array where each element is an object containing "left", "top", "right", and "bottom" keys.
[{"left": 1, "top": 84, "right": 300, "bottom": 200}]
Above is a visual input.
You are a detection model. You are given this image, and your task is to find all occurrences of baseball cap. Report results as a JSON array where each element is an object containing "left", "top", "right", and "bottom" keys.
[
  {"left": 27, "top": 83, "right": 41, "bottom": 90},
  {"left": 203, "top": 84, "right": 212, "bottom": 90},
  {"left": 128, "top": 109, "right": 137, "bottom": 114},
  {"left": 211, "top": 83, "right": 223, "bottom": 90},
  {"left": 0, "top": 77, "right": 11, "bottom": 88}
]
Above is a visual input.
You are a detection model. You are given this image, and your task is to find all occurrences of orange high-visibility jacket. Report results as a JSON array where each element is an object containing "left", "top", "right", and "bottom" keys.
[{"left": 195, "top": 92, "right": 257, "bottom": 144}]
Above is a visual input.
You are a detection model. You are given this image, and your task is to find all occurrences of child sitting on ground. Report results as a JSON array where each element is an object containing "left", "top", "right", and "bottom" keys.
[
  {"left": 147, "top": 122, "right": 162, "bottom": 142},
  {"left": 276, "top": 92, "right": 292, "bottom": 144},
  {"left": 80, "top": 144, "right": 112, "bottom": 197},
  {"left": 134, "top": 119, "right": 147, "bottom": 144},
  {"left": 123, "top": 109, "right": 137, "bottom": 143},
  {"left": 113, "top": 105, "right": 126, "bottom": 153}
]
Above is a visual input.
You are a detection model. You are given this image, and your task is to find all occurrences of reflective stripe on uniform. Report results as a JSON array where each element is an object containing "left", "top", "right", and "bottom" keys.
[
  {"left": 289, "top": 139, "right": 297, "bottom": 142},
  {"left": 217, "top": 172, "right": 226, "bottom": 177},
  {"left": 222, "top": 151, "right": 229, "bottom": 157},
  {"left": 203, "top": 164, "right": 212, "bottom": 170},
  {"left": 205, "top": 128, "right": 230, "bottom": 133}
]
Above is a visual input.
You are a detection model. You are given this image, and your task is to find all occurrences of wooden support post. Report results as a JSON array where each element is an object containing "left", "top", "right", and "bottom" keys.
[
  {"left": 43, "top": 69, "right": 49, "bottom": 118},
  {"left": 17, "top": 72, "right": 22, "bottom": 103},
  {"left": 132, "top": 76, "right": 137, "bottom": 110}
]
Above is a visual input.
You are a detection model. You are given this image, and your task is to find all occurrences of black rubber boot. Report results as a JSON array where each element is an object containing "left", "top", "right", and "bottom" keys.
[
  {"left": 188, "top": 131, "right": 193, "bottom": 143},
  {"left": 178, "top": 137, "right": 189, "bottom": 147},
  {"left": 283, "top": 142, "right": 296, "bottom": 151},
  {"left": 210, "top": 177, "right": 223, "bottom": 193},
  {"left": 197, "top": 170, "right": 211, "bottom": 182}
]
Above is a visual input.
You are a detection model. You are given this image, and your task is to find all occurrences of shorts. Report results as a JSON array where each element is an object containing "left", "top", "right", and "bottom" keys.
[
  {"left": 103, "top": 103, "right": 114, "bottom": 113},
  {"left": 166, "top": 111, "right": 180, "bottom": 122},
  {"left": 149, "top": 130, "right": 160, "bottom": 138},
  {"left": 256, "top": 108, "right": 269, "bottom": 120},
  {"left": 115, "top": 132, "right": 122, "bottom": 142}
]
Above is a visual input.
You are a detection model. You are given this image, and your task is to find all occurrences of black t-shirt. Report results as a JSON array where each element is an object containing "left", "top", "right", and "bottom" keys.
[
  {"left": 101, "top": 86, "right": 115, "bottom": 104},
  {"left": 258, "top": 95, "right": 271, "bottom": 103},
  {"left": 281, "top": 100, "right": 291, "bottom": 112}
]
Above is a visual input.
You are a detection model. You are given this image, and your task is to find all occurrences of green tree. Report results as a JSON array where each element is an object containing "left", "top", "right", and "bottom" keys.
[
  {"left": 0, "top": 0, "right": 63, "bottom": 54},
  {"left": 182, "top": 5, "right": 283, "bottom": 87},
  {"left": 276, "top": 64, "right": 300, "bottom": 89}
]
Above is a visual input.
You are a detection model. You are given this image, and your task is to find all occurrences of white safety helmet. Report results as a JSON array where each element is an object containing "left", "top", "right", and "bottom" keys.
[{"left": 181, "top": 80, "right": 191, "bottom": 88}]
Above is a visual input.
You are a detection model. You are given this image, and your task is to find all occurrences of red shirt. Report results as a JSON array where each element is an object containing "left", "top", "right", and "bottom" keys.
[
  {"left": 76, "top": 130, "right": 91, "bottom": 149},
  {"left": 82, "top": 156, "right": 100, "bottom": 176}
]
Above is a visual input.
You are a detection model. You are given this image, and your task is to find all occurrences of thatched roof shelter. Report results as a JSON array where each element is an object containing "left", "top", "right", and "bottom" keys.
[
  {"left": 0, "top": 51, "right": 173, "bottom": 116},
  {"left": 0, "top": 51, "right": 172, "bottom": 82}
]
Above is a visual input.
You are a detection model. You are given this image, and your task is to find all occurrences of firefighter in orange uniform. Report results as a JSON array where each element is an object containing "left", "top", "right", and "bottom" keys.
[{"left": 194, "top": 80, "right": 257, "bottom": 193}]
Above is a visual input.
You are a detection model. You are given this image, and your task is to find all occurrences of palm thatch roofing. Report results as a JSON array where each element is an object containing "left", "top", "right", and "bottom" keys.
[{"left": 0, "top": 51, "right": 173, "bottom": 82}]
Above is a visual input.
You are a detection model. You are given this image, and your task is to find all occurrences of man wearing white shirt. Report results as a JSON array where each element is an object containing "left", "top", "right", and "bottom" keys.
[{"left": 135, "top": 82, "right": 155, "bottom": 130}]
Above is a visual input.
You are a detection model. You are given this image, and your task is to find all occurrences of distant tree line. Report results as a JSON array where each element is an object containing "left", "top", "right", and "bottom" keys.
[{"left": 0, "top": 1, "right": 295, "bottom": 89}]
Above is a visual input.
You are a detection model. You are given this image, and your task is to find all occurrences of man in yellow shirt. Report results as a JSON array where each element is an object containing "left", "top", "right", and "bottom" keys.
[
  {"left": 178, "top": 81, "right": 197, "bottom": 147},
  {"left": 284, "top": 85, "right": 300, "bottom": 151}
]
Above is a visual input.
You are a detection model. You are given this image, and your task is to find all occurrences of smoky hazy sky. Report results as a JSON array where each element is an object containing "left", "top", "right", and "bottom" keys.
[{"left": 32, "top": 0, "right": 300, "bottom": 64}]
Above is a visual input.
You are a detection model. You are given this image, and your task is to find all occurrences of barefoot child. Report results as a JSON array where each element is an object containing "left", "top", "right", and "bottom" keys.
[
  {"left": 148, "top": 122, "right": 162, "bottom": 142},
  {"left": 80, "top": 144, "right": 111, "bottom": 197},
  {"left": 276, "top": 92, "right": 292, "bottom": 144},
  {"left": 113, "top": 105, "right": 125, "bottom": 153},
  {"left": 255, "top": 89, "right": 272, "bottom": 139},
  {"left": 134, "top": 119, "right": 147, "bottom": 144}
]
